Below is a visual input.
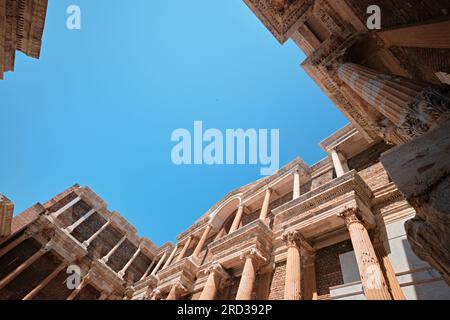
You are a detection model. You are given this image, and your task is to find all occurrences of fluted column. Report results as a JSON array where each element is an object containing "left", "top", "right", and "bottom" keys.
[
  {"left": 66, "top": 208, "right": 96, "bottom": 234},
  {"left": 101, "top": 235, "right": 127, "bottom": 264},
  {"left": 373, "top": 236, "right": 405, "bottom": 300},
  {"left": 192, "top": 225, "right": 212, "bottom": 258},
  {"left": 339, "top": 209, "right": 392, "bottom": 300},
  {"left": 293, "top": 170, "right": 301, "bottom": 200},
  {"left": 176, "top": 236, "right": 193, "bottom": 263},
  {"left": 162, "top": 245, "right": 178, "bottom": 270},
  {"left": 259, "top": 189, "right": 272, "bottom": 221},
  {"left": 0, "top": 242, "right": 52, "bottom": 290},
  {"left": 282, "top": 231, "right": 302, "bottom": 300},
  {"left": 199, "top": 263, "right": 229, "bottom": 300},
  {"left": 229, "top": 205, "right": 245, "bottom": 234},
  {"left": 236, "top": 249, "right": 266, "bottom": 300},
  {"left": 166, "top": 282, "right": 187, "bottom": 300},
  {"left": 151, "top": 252, "right": 168, "bottom": 276},
  {"left": 23, "top": 262, "right": 67, "bottom": 300},
  {"left": 118, "top": 245, "right": 141, "bottom": 278},
  {"left": 82, "top": 219, "right": 111, "bottom": 247},
  {"left": 338, "top": 63, "right": 450, "bottom": 139}
]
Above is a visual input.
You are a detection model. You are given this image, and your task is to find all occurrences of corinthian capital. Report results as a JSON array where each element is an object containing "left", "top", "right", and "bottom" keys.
[
  {"left": 338, "top": 208, "right": 362, "bottom": 227},
  {"left": 240, "top": 249, "right": 267, "bottom": 268}
]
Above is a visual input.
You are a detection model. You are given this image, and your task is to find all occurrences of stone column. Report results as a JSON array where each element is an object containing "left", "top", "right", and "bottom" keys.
[
  {"left": 338, "top": 63, "right": 450, "bottom": 140},
  {"left": 51, "top": 196, "right": 81, "bottom": 219},
  {"left": 151, "top": 252, "right": 168, "bottom": 276},
  {"left": 166, "top": 282, "right": 187, "bottom": 300},
  {"left": 373, "top": 236, "right": 405, "bottom": 300},
  {"left": 303, "top": 253, "right": 317, "bottom": 300},
  {"left": 339, "top": 209, "right": 392, "bottom": 300},
  {"left": 259, "top": 189, "right": 272, "bottom": 222},
  {"left": 162, "top": 245, "right": 178, "bottom": 270},
  {"left": 199, "top": 263, "right": 229, "bottom": 300},
  {"left": 101, "top": 235, "right": 127, "bottom": 264},
  {"left": 82, "top": 219, "right": 111, "bottom": 247},
  {"left": 293, "top": 170, "right": 301, "bottom": 200},
  {"left": 141, "top": 259, "right": 156, "bottom": 280},
  {"left": 229, "top": 205, "right": 245, "bottom": 234},
  {"left": 66, "top": 275, "right": 90, "bottom": 300},
  {"left": 65, "top": 208, "right": 96, "bottom": 234},
  {"left": 23, "top": 262, "right": 67, "bottom": 300},
  {"left": 0, "top": 232, "right": 29, "bottom": 258},
  {"left": 176, "top": 236, "right": 193, "bottom": 263},
  {"left": 236, "top": 249, "right": 266, "bottom": 300},
  {"left": 282, "top": 231, "right": 302, "bottom": 300},
  {"left": 0, "top": 195, "right": 14, "bottom": 237},
  {"left": 118, "top": 245, "right": 141, "bottom": 278},
  {"left": 0, "top": 242, "right": 52, "bottom": 290},
  {"left": 192, "top": 225, "right": 212, "bottom": 258},
  {"left": 378, "top": 20, "right": 450, "bottom": 49},
  {"left": 330, "top": 149, "right": 346, "bottom": 177}
]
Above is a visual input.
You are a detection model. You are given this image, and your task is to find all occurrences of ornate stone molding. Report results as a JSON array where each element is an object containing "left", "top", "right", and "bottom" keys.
[
  {"left": 338, "top": 208, "right": 362, "bottom": 228},
  {"left": 240, "top": 248, "right": 267, "bottom": 269}
]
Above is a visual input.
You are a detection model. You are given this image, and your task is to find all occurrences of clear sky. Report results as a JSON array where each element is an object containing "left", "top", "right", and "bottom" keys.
[{"left": 0, "top": 0, "right": 347, "bottom": 246}]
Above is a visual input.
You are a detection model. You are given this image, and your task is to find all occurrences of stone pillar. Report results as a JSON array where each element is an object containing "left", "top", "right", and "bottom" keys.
[
  {"left": 330, "top": 149, "right": 346, "bottom": 177},
  {"left": 338, "top": 63, "right": 450, "bottom": 140},
  {"left": 0, "top": 195, "right": 14, "bottom": 237},
  {"left": 141, "top": 259, "right": 157, "bottom": 280},
  {"left": 373, "top": 235, "right": 405, "bottom": 300},
  {"left": 236, "top": 249, "right": 266, "bottom": 300},
  {"left": 23, "top": 262, "right": 67, "bottom": 300},
  {"left": 51, "top": 196, "right": 81, "bottom": 219},
  {"left": 82, "top": 219, "right": 111, "bottom": 247},
  {"left": 303, "top": 253, "right": 317, "bottom": 300},
  {"left": 199, "top": 263, "right": 229, "bottom": 300},
  {"left": 162, "top": 245, "right": 178, "bottom": 270},
  {"left": 65, "top": 208, "right": 96, "bottom": 234},
  {"left": 192, "top": 225, "right": 212, "bottom": 258},
  {"left": 229, "top": 205, "right": 245, "bottom": 234},
  {"left": 118, "top": 245, "right": 141, "bottom": 278},
  {"left": 0, "top": 242, "right": 52, "bottom": 290},
  {"left": 176, "top": 236, "right": 193, "bottom": 263},
  {"left": 378, "top": 20, "right": 450, "bottom": 49},
  {"left": 293, "top": 170, "right": 301, "bottom": 200},
  {"left": 166, "top": 282, "right": 187, "bottom": 301},
  {"left": 151, "top": 252, "right": 168, "bottom": 276},
  {"left": 66, "top": 275, "right": 90, "bottom": 300},
  {"left": 282, "top": 231, "right": 302, "bottom": 300},
  {"left": 150, "top": 289, "right": 162, "bottom": 300},
  {"left": 101, "top": 235, "right": 127, "bottom": 264},
  {"left": 0, "top": 232, "right": 29, "bottom": 258},
  {"left": 259, "top": 189, "right": 272, "bottom": 222},
  {"left": 339, "top": 209, "right": 392, "bottom": 300}
]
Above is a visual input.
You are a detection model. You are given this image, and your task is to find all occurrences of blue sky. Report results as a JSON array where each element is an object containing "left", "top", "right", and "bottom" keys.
[{"left": 0, "top": 0, "right": 347, "bottom": 246}]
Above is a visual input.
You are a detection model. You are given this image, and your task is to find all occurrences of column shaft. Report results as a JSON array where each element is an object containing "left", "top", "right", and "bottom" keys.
[
  {"left": 0, "top": 245, "right": 48, "bottom": 290},
  {"left": 192, "top": 225, "right": 212, "bottom": 258},
  {"left": 236, "top": 257, "right": 256, "bottom": 300},
  {"left": 331, "top": 149, "right": 346, "bottom": 177},
  {"left": 83, "top": 219, "right": 111, "bottom": 247},
  {"left": 101, "top": 235, "right": 126, "bottom": 263},
  {"left": 293, "top": 170, "right": 301, "bottom": 200},
  {"left": 66, "top": 209, "right": 96, "bottom": 233},
  {"left": 229, "top": 206, "right": 244, "bottom": 234},
  {"left": 176, "top": 236, "right": 193, "bottom": 263},
  {"left": 151, "top": 252, "right": 167, "bottom": 276},
  {"left": 341, "top": 210, "right": 392, "bottom": 300},
  {"left": 259, "top": 189, "right": 272, "bottom": 221},
  {"left": 51, "top": 196, "right": 81, "bottom": 219},
  {"left": 119, "top": 247, "right": 141, "bottom": 277},
  {"left": 303, "top": 255, "right": 317, "bottom": 300},
  {"left": 141, "top": 259, "right": 156, "bottom": 280},
  {"left": 66, "top": 277, "right": 89, "bottom": 300},
  {"left": 162, "top": 245, "right": 178, "bottom": 270},
  {"left": 23, "top": 263, "right": 67, "bottom": 300},
  {"left": 374, "top": 241, "right": 405, "bottom": 300},
  {"left": 0, "top": 233, "right": 28, "bottom": 258},
  {"left": 199, "top": 271, "right": 219, "bottom": 300}
]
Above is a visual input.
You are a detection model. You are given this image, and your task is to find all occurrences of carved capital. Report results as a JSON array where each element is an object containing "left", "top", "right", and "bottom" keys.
[
  {"left": 204, "top": 263, "right": 229, "bottom": 280},
  {"left": 282, "top": 230, "right": 300, "bottom": 248},
  {"left": 172, "top": 281, "right": 188, "bottom": 296},
  {"left": 338, "top": 208, "right": 362, "bottom": 228},
  {"left": 240, "top": 248, "right": 267, "bottom": 268},
  {"left": 150, "top": 289, "right": 162, "bottom": 300}
]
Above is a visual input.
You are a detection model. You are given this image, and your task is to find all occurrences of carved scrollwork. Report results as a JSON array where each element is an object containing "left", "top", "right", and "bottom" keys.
[{"left": 338, "top": 208, "right": 362, "bottom": 228}]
